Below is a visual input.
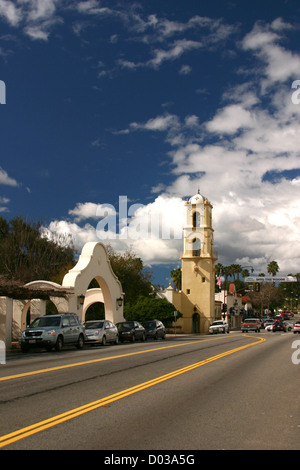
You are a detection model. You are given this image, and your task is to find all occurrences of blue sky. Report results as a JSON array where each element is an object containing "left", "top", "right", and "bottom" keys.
[{"left": 1, "top": 0, "right": 300, "bottom": 286}]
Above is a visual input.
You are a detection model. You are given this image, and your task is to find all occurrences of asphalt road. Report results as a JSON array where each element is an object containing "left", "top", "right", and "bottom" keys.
[{"left": 1, "top": 330, "right": 300, "bottom": 451}]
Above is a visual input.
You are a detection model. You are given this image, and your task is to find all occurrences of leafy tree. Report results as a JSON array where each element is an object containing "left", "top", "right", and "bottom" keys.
[
  {"left": 249, "top": 283, "right": 281, "bottom": 315},
  {"left": 0, "top": 216, "right": 74, "bottom": 283},
  {"left": 278, "top": 273, "right": 300, "bottom": 311},
  {"left": 124, "top": 296, "right": 181, "bottom": 324},
  {"left": 106, "top": 245, "right": 153, "bottom": 304}
]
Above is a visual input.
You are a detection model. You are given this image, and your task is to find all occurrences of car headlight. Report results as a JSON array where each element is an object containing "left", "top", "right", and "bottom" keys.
[{"left": 45, "top": 330, "right": 56, "bottom": 336}]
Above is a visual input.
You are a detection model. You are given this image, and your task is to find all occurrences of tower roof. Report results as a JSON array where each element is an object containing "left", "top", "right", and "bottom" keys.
[{"left": 189, "top": 190, "right": 205, "bottom": 204}]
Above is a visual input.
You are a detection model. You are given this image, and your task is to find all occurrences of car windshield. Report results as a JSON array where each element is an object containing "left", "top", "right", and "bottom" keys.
[
  {"left": 30, "top": 316, "right": 61, "bottom": 328},
  {"left": 85, "top": 322, "right": 104, "bottom": 329},
  {"left": 212, "top": 321, "right": 223, "bottom": 326},
  {"left": 117, "top": 322, "right": 134, "bottom": 331},
  {"left": 143, "top": 321, "right": 156, "bottom": 329}
]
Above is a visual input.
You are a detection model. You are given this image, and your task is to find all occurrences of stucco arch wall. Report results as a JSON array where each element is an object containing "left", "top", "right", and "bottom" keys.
[
  {"left": 82, "top": 288, "right": 104, "bottom": 321},
  {"left": 62, "top": 242, "right": 124, "bottom": 324}
]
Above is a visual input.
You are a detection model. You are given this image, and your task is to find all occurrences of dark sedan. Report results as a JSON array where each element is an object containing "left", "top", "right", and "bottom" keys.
[
  {"left": 273, "top": 322, "right": 287, "bottom": 332},
  {"left": 142, "top": 320, "right": 166, "bottom": 340},
  {"left": 116, "top": 321, "right": 146, "bottom": 343}
]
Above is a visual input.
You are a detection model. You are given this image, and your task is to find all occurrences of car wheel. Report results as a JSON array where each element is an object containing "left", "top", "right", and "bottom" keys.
[
  {"left": 141, "top": 333, "right": 146, "bottom": 342},
  {"left": 115, "top": 335, "right": 119, "bottom": 345},
  {"left": 76, "top": 334, "right": 84, "bottom": 349},
  {"left": 21, "top": 344, "right": 29, "bottom": 353},
  {"left": 102, "top": 335, "right": 107, "bottom": 346},
  {"left": 131, "top": 334, "right": 135, "bottom": 343},
  {"left": 55, "top": 335, "right": 63, "bottom": 351}
]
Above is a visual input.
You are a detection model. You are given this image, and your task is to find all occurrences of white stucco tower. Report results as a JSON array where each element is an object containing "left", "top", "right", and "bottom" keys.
[{"left": 180, "top": 190, "right": 217, "bottom": 333}]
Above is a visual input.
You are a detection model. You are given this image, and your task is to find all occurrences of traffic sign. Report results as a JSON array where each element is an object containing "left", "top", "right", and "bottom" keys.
[{"left": 245, "top": 276, "right": 297, "bottom": 283}]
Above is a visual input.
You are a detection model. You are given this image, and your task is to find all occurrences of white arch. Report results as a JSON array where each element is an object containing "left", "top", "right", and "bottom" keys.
[
  {"left": 82, "top": 288, "right": 104, "bottom": 321},
  {"left": 62, "top": 242, "right": 124, "bottom": 323},
  {"left": 23, "top": 280, "right": 70, "bottom": 320}
]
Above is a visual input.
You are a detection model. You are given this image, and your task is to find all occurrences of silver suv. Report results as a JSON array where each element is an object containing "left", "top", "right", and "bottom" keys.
[{"left": 19, "top": 314, "right": 85, "bottom": 352}]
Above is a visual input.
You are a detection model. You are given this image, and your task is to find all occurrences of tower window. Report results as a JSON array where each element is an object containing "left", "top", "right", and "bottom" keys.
[
  {"left": 186, "top": 289, "right": 190, "bottom": 294},
  {"left": 192, "top": 238, "right": 200, "bottom": 256},
  {"left": 193, "top": 211, "right": 200, "bottom": 228}
]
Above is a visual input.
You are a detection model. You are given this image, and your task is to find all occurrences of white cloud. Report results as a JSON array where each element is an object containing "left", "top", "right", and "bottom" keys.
[
  {"left": 0, "top": 196, "right": 9, "bottom": 213},
  {"left": 47, "top": 195, "right": 186, "bottom": 265},
  {"left": 26, "top": 0, "right": 57, "bottom": 22},
  {"left": 147, "top": 39, "right": 203, "bottom": 69},
  {"left": 242, "top": 19, "right": 300, "bottom": 85},
  {"left": 0, "top": 0, "right": 63, "bottom": 40},
  {"left": 76, "top": 0, "right": 113, "bottom": 16},
  {"left": 206, "top": 104, "right": 254, "bottom": 134},
  {"left": 46, "top": 220, "right": 99, "bottom": 252},
  {"left": 68, "top": 202, "right": 116, "bottom": 222},
  {"left": 0, "top": 168, "right": 18, "bottom": 186},
  {"left": 0, "top": 0, "right": 22, "bottom": 26},
  {"left": 130, "top": 113, "right": 179, "bottom": 132}
]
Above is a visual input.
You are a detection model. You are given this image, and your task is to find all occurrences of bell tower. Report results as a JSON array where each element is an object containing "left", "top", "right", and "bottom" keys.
[{"left": 180, "top": 190, "right": 217, "bottom": 333}]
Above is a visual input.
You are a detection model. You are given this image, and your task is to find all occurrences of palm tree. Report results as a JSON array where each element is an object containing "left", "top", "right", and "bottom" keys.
[
  {"left": 241, "top": 269, "right": 250, "bottom": 279},
  {"left": 267, "top": 261, "right": 279, "bottom": 277},
  {"left": 223, "top": 266, "right": 231, "bottom": 283},
  {"left": 215, "top": 263, "right": 224, "bottom": 277},
  {"left": 229, "top": 264, "right": 242, "bottom": 280},
  {"left": 170, "top": 267, "right": 181, "bottom": 290}
]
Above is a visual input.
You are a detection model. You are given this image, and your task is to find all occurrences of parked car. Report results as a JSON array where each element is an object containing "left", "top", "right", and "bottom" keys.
[
  {"left": 116, "top": 321, "right": 146, "bottom": 343},
  {"left": 283, "top": 321, "right": 293, "bottom": 331},
  {"left": 19, "top": 313, "right": 85, "bottom": 352},
  {"left": 209, "top": 320, "right": 229, "bottom": 334},
  {"left": 84, "top": 320, "right": 119, "bottom": 345},
  {"left": 273, "top": 322, "right": 287, "bottom": 332},
  {"left": 142, "top": 320, "right": 166, "bottom": 340},
  {"left": 265, "top": 322, "right": 275, "bottom": 332},
  {"left": 293, "top": 321, "right": 300, "bottom": 334}
]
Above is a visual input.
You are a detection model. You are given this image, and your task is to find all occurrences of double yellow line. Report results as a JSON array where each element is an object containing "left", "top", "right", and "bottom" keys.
[
  {"left": 0, "top": 336, "right": 227, "bottom": 382},
  {"left": 0, "top": 335, "right": 265, "bottom": 448}
]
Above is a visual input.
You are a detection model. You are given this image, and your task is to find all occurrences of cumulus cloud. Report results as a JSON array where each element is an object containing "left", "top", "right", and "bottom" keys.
[
  {"left": 68, "top": 202, "right": 116, "bottom": 222},
  {"left": 48, "top": 195, "right": 186, "bottom": 265}
]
